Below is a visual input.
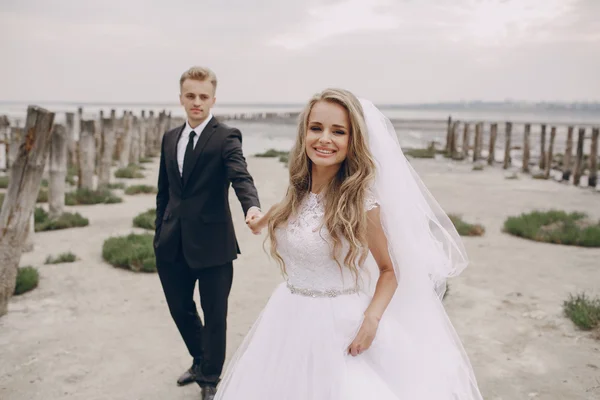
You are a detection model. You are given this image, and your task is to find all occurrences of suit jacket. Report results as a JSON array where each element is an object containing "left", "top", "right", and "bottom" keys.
[{"left": 154, "top": 117, "right": 260, "bottom": 269}]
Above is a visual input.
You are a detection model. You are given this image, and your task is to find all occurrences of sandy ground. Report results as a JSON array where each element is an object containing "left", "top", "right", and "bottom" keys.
[{"left": 1, "top": 155, "right": 599, "bottom": 400}]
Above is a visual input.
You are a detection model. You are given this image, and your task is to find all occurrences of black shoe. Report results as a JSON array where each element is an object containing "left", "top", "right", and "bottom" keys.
[
  {"left": 201, "top": 385, "right": 217, "bottom": 400},
  {"left": 177, "top": 366, "right": 197, "bottom": 386}
]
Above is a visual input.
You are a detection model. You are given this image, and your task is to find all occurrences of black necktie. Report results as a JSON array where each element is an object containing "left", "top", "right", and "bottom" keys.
[{"left": 182, "top": 131, "right": 196, "bottom": 183}]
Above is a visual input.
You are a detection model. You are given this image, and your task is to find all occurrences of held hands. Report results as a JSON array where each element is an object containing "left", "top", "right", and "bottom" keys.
[
  {"left": 245, "top": 207, "right": 264, "bottom": 235},
  {"left": 348, "top": 314, "right": 380, "bottom": 357}
]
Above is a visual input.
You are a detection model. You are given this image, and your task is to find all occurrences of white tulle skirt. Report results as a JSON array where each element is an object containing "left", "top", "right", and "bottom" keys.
[{"left": 215, "top": 282, "right": 482, "bottom": 400}]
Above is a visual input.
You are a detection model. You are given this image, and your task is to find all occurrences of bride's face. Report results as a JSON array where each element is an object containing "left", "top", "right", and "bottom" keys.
[{"left": 305, "top": 101, "right": 350, "bottom": 169}]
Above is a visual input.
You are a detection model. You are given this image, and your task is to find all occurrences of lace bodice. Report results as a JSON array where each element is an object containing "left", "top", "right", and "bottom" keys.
[{"left": 274, "top": 192, "right": 379, "bottom": 295}]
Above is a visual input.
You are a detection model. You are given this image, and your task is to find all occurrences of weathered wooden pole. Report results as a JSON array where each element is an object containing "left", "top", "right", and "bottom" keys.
[
  {"left": 48, "top": 124, "right": 68, "bottom": 218},
  {"left": 146, "top": 111, "right": 156, "bottom": 157},
  {"left": 539, "top": 124, "right": 547, "bottom": 170},
  {"left": 544, "top": 126, "right": 556, "bottom": 179},
  {"left": 65, "top": 112, "right": 75, "bottom": 169},
  {"left": 503, "top": 122, "right": 512, "bottom": 169},
  {"left": 0, "top": 106, "right": 55, "bottom": 316},
  {"left": 462, "top": 123, "right": 470, "bottom": 159},
  {"left": 473, "top": 122, "right": 483, "bottom": 162},
  {"left": 522, "top": 123, "right": 531, "bottom": 173},
  {"left": 78, "top": 120, "right": 96, "bottom": 190},
  {"left": 98, "top": 117, "right": 115, "bottom": 188},
  {"left": 589, "top": 128, "right": 599, "bottom": 187},
  {"left": 7, "top": 127, "right": 23, "bottom": 169},
  {"left": 0, "top": 116, "right": 9, "bottom": 170},
  {"left": 119, "top": 111, "right": 133, "bottom": 168},
  {"left": 139, "top": 110, "right": 147, "bottom": 159},
  {"left": 488, "top": 123, "right": 497, "bottom": 165},
  {"left": 449, "top": 121, "right": 459, "bottom": 158},
  {"left": 573, "top": 128, "right": 585, "bottom": 186},
  {"left": 95, "top": 110, "right": 104, "bottom": 175},
  {"left": 562, "top": 126, "right": 574, "bottom": 181},
  {"left": 130, "top": 115, "right": 141, "bottom": 164}
]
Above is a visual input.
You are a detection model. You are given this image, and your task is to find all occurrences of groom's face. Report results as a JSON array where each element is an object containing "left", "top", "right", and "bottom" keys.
[{"left": 179, "top": 79, "right": 216, "bottom": 125}]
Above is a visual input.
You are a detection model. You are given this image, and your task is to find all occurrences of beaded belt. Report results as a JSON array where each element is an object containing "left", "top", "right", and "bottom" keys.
[{"left": 286, "top": 282, "right": 359, "bottom": 298}]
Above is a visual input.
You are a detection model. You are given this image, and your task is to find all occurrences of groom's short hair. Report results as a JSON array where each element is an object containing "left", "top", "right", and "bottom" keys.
[{"left": 180, "top": 66, "right": 218, "bottom": 91}]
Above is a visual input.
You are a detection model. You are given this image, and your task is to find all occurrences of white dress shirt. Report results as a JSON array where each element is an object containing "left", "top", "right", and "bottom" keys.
[{"left": 177, "top": 115, "right": 213, "bottom": 176}]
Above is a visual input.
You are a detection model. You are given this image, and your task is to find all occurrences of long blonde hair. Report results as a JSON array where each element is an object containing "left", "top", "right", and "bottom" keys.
[{"left": 267, "top": 88, "right": 376, "bottom": 281}]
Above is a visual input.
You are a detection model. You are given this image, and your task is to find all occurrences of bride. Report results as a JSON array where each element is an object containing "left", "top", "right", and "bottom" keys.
[{"left": 215, "top": 88, "right": 483, "bottom": 399}]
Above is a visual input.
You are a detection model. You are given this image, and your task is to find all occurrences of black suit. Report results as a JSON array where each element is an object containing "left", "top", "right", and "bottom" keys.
[{"left": 154, "top": 117, "right": 260, "bottom": 386}]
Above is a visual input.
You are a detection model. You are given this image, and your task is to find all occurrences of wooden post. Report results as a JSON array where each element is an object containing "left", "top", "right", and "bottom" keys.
[
  {"left": 78, "top": 120, "right": 96, "bottom": 190},
  {"left": 522, "top": 123, "right": 531, "bottom": 173},
  {"left": 146, "top": 111, "right": 155, "bottom": 157},
  {"left": 98, "top": 117, "right": 115, "bottom": 188},
  {"left": 139, "top": 110, "right": 147, "bottom": 159},
  {"left": 48, "top": 124, "right": 68, "bottom": 218},
  {"left": 573, "top": 128, "right": 585, "bottom": 186},
  {"left": 0, "top": 116, "right": 9, "bottom": 171},
  {"left": 95, "top": 110, "right": 104, "bottom": 175},
  {"left": 119, "top": 111, "right": 133, "bottom": 168},
  {"left": 0, "top": 106, "right": 55, "bottom": 316},
  {"left": 562, "top": 126, "right": 574, "bottom": 181},
  {"left": 130, "top": 115, "right": 141, "bottom": 164},
  {"left": 539, "top": 124, "right": 547, "bottom": 170},
  {"left": 544, "top": 126, "right": 556, "bottom": 179},
  {"left": 23, "top": 213, "right": 35, "bottom": 253},
  {"left": 488, "top": 123, "right": 497, "bottom": 165},
  {"left": 65, "top": 112, "right": 75, "bottom": 169},
  {"left": 473, "top": 122, "right": 482, "bottom": 162},
  {"left": 589, "top": 128, "right": 599, "bottom": 187},
  {"left": 503, "top": 122, "right": 512, "bottom": 169},
  {"left": 450, "top": 121, "right": 459, "bottom": 158},
  {"left": 7, "top": 127, "right": 23, "bottom": 169},
  {"left": 462, "top": 123, "right": 470, "bottom": 159}
]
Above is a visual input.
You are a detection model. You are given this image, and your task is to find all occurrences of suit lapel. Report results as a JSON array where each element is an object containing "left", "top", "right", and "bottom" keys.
[{"left": 183, "top": 117, "right": 218, "bottom": 187}]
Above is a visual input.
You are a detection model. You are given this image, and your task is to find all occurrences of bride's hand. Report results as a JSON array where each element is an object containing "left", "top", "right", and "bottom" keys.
[
  {"left": 247, "top": 214, "right": 264, "bottom": 234},
  {"left": 348, "top": 315, "right": 380, "bottom": 356}
]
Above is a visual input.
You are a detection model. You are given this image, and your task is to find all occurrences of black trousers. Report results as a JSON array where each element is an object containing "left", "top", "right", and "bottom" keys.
[{"left": 156, "top": 246, "right": 233, "bottom": 385}]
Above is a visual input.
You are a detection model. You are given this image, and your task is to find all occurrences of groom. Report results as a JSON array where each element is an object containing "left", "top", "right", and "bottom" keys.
[{"left": 154, "top": 66, "right": 262, "bottom": 400}]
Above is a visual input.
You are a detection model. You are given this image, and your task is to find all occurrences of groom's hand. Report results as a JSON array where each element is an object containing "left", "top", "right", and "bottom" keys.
[{"left": 245, "top": 207, "right": 263, "bottom": 235}]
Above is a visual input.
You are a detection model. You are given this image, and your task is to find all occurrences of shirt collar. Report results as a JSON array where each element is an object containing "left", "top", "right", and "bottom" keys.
[{"left": 183, "top": 113, "right": 213, "bottom": 137}]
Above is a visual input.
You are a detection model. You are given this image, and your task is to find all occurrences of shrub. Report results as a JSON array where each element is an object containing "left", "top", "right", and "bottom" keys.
[
  {"left": 102, "top": 233, "right": 156, "bottom": 272},
  {"left": 65, "top": 188, "right": 122, "bottom": 205},
  {"left": 125, "top": 185, "right": 157, "bottom": 195},
  {"left": 0, "top": 176, "right": 9, "bottom": 188},
  {"left": 255, "top": 149, "right": 288, "bottom": 158},
  {"left": 14, "top": 266, "right": 39, "bottom": 295},
  {"left": 45, "top": 252, "right": 77, "bottom": 264},
  {"left": 115, "top": 164, "right": 145, "bottom": 179},
  {"left": 106, "top": 182, "right": 126, "bottom": 190},
  {"left": 133, "top": 209, "right": 155, "bottom": 230},
  {"left": 34, "top": 207, "right": 89, "bottom": 232},
  {"left": 563, "top": 293, "right": 600, "bottom": 331},
  {"left": 504, "top": 210, "right": 600, "bottom": 247},
  {"left": 448, "top": 214, "right": 485, "bottom": 236}
]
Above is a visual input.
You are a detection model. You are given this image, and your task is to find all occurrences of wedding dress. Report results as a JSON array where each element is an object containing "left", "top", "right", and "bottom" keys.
[{"left": 215, "top": 99, "right": 483, "bottom": 399}]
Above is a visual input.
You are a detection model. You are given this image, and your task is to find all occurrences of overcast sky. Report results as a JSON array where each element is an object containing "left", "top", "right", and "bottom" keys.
[{"left": 1, "top": 0, "right": 599, "bottom": 104}]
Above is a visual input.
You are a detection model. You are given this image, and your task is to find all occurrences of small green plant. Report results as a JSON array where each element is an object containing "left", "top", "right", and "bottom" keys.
[
  {"left": 106, "top": 182, "right": 126, "bottom": 190},
  {"left": 133, "top": 208, "right": 155, "bottom": 230},
  {"left": 125, "top": 184, "right": 157, "bottom": 195},
  {"left": 102, "top": 233, "right": 156, "bottom": 273},
  {"left": 115, "top": 164, "right": 144, "bottom": 179},
  {"left": 65, "top": 188, "right": 122, "bottom": 205},
  {"left": 36, "top": 188, "right": 48, "bottom": 203},
  {"left": 255, "top": 149, "right": 289, "bottom": 158},
  {"left": 504, "top": 210, "right": 600, "bottom": 247},
  {"left": 45, "top": 252, "right": 77, "bottom": 264},
  {"left": 448, "top": 214, "right": 485, "bottom": 236},
  {"left": 563, "top": 293, "right": 600, "bottom": 331},
  {"left": 0, "top": 176, "right": 9, "bottom": 188},
  {"left": 34, "top": 207, "right": 89, "bottom": 231},
  {"left": 14, "top": 266, "right": 39, "bottom": 295},
  {"left": 139, "top": 157, "right": 153, "bottom": 163}
]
